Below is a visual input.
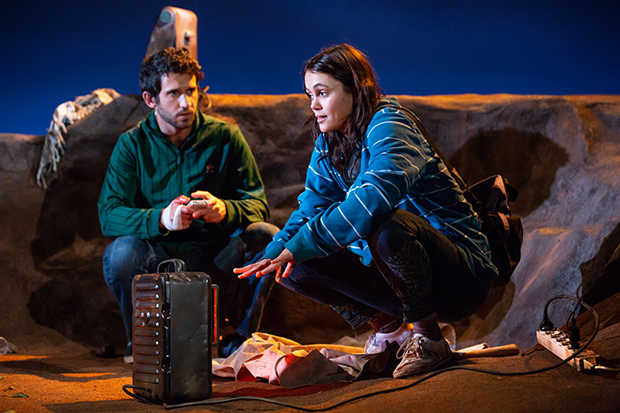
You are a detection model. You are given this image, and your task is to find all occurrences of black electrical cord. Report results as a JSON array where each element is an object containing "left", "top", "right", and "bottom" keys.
[
  {"left": 566, "top": 297, "right": 583, "bottom": 324},
  {"left": 123, "top": 294, "right": 600, "bottom": 412},
  {"left": 122, "top": 385, "right": 162, "bottom": 405}
]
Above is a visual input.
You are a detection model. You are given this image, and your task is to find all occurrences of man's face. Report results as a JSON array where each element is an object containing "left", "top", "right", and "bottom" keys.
[{"left": 147, "top": 72, "right": 199, "bottom": 135}]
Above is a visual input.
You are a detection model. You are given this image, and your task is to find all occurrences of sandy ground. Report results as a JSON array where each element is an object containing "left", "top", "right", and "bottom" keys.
[{"left": 1, "top": 324, "right": 619, "bottom": 413}]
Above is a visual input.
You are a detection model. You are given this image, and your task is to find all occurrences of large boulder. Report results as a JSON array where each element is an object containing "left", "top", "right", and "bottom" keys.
[{"left": 1, "top": 93, "right": 619, "bottom": 351}]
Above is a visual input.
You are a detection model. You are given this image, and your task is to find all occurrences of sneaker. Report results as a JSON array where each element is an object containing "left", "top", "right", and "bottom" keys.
[
  {"left": 93, "top": 344, "right": 117, "bottom": 359},
  {"left": 123, "top": 342, "right": 133, "bottom": 364},
  {"left": 392, "top": 334, "right": 452, "bottom": 378},
  {"left": 364, "top": 322, "right": 415, "bottom": 354}
]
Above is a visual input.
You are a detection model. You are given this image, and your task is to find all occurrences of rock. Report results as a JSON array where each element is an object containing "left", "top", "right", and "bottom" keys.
[{"left": 1, "top": 93, "right": 619, "bottom": 351}]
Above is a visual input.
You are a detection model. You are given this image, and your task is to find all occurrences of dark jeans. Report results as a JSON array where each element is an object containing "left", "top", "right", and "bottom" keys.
[
  {"left": 279, "top": 209, "right": 488, "bottom": 328},
  {"left": 103, "top": 222, "right": 279, "bottom": 346}
]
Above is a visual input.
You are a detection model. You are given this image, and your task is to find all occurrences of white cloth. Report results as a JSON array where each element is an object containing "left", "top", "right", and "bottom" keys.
[
  {"left": 212, "top": 331, "right": 517, "bottom": 388},
  {"left": 161, "top": 203, "right": 184, "bottom": 231},
  {"left": 212, "top": 332, "right": 370, "bottom": 387},
  {"left": 36, "top": 88, "right": 120, "bottom": 188}
]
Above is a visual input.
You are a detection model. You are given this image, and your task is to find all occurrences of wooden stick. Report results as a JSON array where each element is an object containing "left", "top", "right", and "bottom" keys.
[{"left": 452, "top": 344, "right": 520, "bottom": 359}]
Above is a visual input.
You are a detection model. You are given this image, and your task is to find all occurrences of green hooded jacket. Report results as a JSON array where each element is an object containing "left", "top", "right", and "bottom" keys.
[{"left": 98, "top": 110, "right": 269, "bottom": 254}]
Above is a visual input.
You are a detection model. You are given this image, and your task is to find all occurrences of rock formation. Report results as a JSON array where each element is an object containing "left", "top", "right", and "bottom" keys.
[{"left": 1, "top": 93, "right": 619, "bottom": 352}]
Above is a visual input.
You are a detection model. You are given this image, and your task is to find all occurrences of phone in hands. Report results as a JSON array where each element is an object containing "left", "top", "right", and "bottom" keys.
[{"left": 187, "top": 199, "right": 208, "bottom": 207}]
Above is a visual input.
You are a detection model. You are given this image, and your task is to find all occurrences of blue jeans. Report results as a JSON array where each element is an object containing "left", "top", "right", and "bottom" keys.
[
  {"left": 280, "top": 209, "right": 489, "bottom": 329},
  {"left": 103, "top": 222, "right": 279, "bottom": 346}
]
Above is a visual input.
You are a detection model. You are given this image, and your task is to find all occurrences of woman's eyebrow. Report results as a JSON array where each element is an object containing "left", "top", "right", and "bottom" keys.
[{"left": 311, "top": 83, "right": 329, "bottom": 89}]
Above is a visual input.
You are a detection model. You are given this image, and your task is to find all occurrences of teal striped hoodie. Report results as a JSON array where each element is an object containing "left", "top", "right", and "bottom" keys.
[{"left": 264, "top": 97, "right": 497, "bottom": 291}]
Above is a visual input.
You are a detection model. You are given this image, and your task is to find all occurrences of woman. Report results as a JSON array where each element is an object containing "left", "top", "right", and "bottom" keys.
[{"left": 235, "top": 44, "right": 498, "bottom": 378}]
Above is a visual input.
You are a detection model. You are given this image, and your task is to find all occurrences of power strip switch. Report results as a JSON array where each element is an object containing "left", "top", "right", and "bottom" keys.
[{"left": 536, "top": 329, "right": 599, "bottom": 372}]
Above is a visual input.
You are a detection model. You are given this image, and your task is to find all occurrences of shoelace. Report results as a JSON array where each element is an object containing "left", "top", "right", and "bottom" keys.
[{"left": 396, "top": 336, "right": 425, "bottom": 360}]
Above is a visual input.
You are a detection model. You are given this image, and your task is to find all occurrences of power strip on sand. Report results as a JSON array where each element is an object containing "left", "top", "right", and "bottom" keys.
[{"left": 536, "top": 329, "right": 599, "bottom": 371}]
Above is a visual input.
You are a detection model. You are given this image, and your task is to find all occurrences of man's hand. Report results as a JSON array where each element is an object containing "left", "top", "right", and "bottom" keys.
[
  {"left": 160, "top": 195, "right": 192, "bottom": 231},
  {"left": 234, "top": 248, "right": 295, "bottom": 283},
  {"left": 184, "top": 191, "right": 227, "bottom": 223}
]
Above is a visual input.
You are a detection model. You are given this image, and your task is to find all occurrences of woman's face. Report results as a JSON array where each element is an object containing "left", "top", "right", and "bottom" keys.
[{"left": 304, "top": 71, "right": 353, "bottom": 134}]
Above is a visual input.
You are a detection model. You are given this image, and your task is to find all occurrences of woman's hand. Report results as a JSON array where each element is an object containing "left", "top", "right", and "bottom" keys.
[{"left": 234, "top": 248, "right": 296, "bottom": 283}]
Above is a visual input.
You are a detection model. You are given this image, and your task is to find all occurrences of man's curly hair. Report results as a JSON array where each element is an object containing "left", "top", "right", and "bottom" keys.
[{"left": 139, "top": 47, "right": 203, "bottom": 97}]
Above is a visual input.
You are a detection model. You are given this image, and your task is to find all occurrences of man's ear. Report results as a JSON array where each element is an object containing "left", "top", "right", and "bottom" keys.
[{"left": 143, "top": 91, "right": 158, "bottom": 109}]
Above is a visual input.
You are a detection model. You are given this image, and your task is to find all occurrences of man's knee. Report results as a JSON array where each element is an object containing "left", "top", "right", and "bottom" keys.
[
  {"left": 102, "top": 236, "right": 149, "bottom": 284},
  {"left": 241, "top": 222, "right": 280, "bottom": 253}
]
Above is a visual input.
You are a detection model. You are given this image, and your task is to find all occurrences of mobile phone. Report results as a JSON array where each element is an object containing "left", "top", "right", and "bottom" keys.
[{"left": 188, "top": 199, "right": 208, "bottom": 207}]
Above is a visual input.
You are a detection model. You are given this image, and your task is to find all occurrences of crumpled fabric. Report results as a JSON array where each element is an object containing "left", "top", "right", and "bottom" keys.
[
  {"left": 36, "top": 88, "right": 120, "bottom": 188},
  {"left": 211, "top": 329, "right": 516, "bottom": 388},
  {"left": 212, "top": 332, "right": 399, "bottom": 388}
]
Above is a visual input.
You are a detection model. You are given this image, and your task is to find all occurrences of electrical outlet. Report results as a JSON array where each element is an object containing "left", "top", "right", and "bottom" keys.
[{"left": 536, "top": 329, "right": 598, "bottom": 371}]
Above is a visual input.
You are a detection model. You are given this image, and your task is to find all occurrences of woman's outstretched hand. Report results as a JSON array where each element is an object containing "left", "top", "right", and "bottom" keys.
[{"left": 234, "top": 248, "right": 295, "bottom": 283}]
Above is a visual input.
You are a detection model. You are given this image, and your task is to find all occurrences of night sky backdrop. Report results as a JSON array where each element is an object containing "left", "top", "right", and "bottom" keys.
[{"left": 1, "top": 0, "right": 619, "bottom": 135}]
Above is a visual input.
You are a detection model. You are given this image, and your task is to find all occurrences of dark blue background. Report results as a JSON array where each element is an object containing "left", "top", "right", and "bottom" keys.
[{"left": 1, "top": 0, "right": 618, "bottom": 135}]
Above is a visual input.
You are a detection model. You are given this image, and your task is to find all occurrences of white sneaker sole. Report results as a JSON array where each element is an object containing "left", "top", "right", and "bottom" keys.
[{"left": 392, "top": 352, "right": 452, "bottom": 378}]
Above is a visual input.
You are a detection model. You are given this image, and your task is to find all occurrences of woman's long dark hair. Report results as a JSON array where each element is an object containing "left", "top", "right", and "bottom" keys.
[{"left": 303, "top": 44, "right": 384, "bottom": 177}]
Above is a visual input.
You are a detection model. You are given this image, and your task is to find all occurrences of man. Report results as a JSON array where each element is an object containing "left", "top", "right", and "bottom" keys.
[{"left": 98, "top": 47, "right": 277, "bottom": 362}]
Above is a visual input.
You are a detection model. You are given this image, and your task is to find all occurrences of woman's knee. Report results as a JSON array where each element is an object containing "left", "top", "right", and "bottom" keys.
[
  {"left": 369, "top": 208, "right": 418, "bottom": 246},
  {"left": 369, "top": 223, "right": 425, "bottom": 268},
  {"left": 375, "top": 226, "right": 412, "bottom": 260},
  {"left": 369, "top": 209, "right": 450, "bottom": 266},
  {"left": 278, "top": 262, "right": 315, "bottom": 290}
]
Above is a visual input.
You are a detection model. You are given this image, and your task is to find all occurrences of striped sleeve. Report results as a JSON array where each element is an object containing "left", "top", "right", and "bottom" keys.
[
  {"left": 283, "top": 110, "right": 431, "bottom": 263},
  {"left": 263, "top": 141, "right": 346, "bottom": 260}
]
